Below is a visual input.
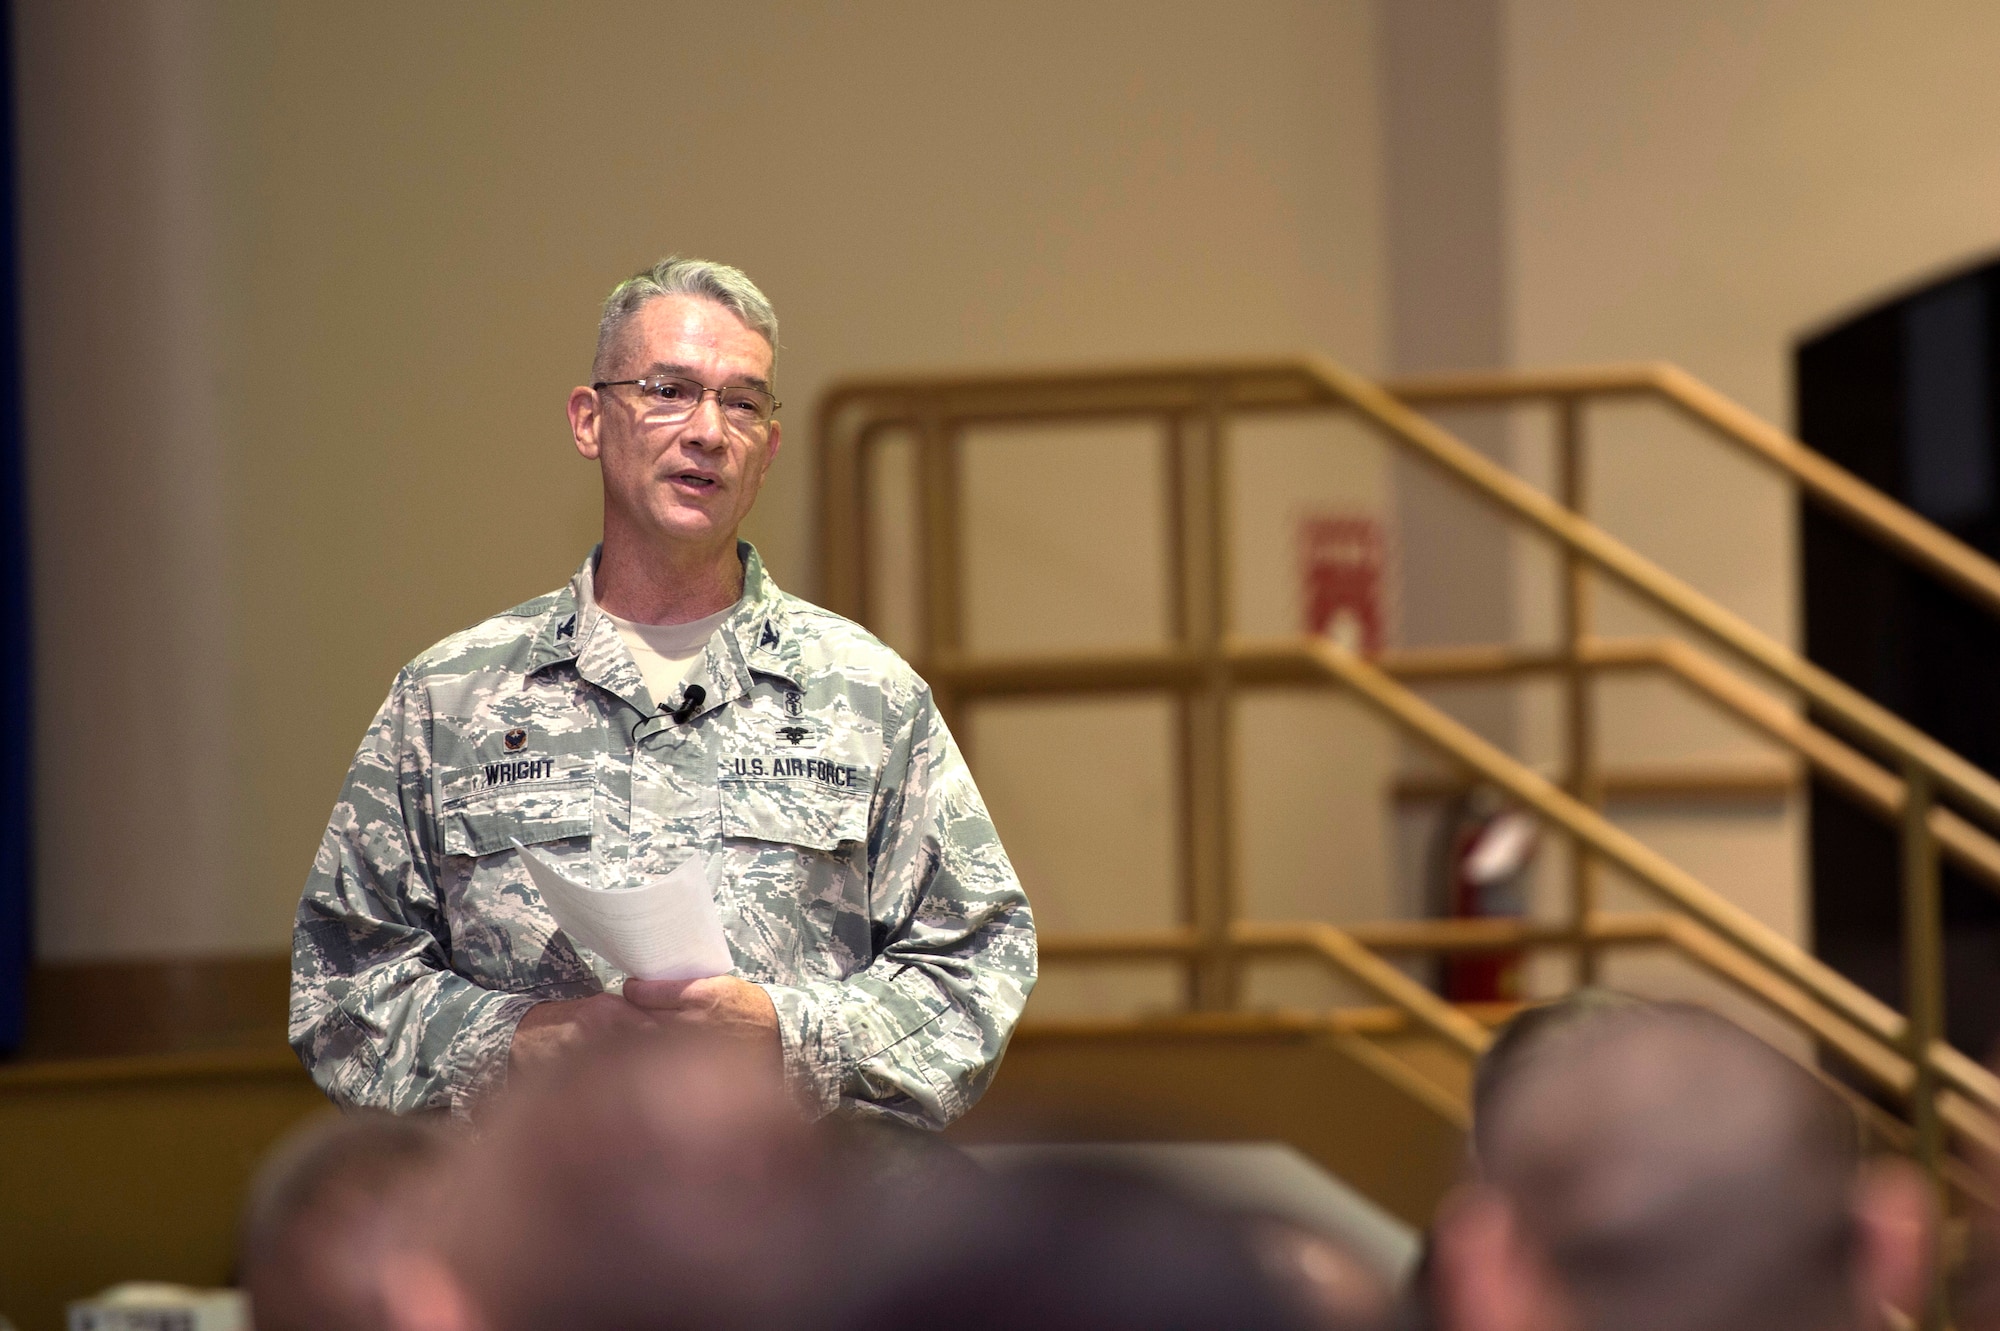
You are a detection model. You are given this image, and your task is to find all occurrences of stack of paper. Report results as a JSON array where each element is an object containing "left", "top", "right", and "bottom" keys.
[{"left": 511, "top": 842, "right": 733, "bottom": 981}]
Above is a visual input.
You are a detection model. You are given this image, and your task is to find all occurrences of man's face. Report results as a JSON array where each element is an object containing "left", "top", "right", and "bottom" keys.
[{"left": 569, "top": 294, "right": 782, "bottom": 555}]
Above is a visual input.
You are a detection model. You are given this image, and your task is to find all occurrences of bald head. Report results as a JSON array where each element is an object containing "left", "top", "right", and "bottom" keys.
[
  {"left": 1469, "top": 988, "right": 1648, "bottom": 1168},
  {"left": 239, "top": 1112, "right": 454, "bottom": 1331},
  {"left": 444, "top": 1031, "right": 831, "bottom": 1331},
  {"left": 1458, "top": 1007, "right": 1869, "bottom": 1331}
]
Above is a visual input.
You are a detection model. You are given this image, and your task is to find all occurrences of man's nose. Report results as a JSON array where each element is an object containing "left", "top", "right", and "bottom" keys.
[{"left": 683, "top": 392, "right": 731, "bottom": 447}]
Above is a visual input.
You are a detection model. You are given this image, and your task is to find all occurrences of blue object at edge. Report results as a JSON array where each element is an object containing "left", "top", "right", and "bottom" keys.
[{"left": 0, "top": 0, "right": 33, "bottom": 1056}]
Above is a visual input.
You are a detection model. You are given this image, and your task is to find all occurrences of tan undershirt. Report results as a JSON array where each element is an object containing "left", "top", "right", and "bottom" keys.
[{"left": 601, "top": 601, "right": 738, "bottom": 709}]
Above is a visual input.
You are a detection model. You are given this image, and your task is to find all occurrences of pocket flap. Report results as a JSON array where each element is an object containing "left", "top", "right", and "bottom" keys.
[
  {"left": 721, "top": 782, "right": 870, "bottom": 852},
  {"left": 441, "top": 778, "right": 592, "bottom": 857}
]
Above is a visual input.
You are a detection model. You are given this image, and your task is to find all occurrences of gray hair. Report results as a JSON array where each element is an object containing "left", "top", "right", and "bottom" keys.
[
  {"left": 1479, "top": 1005, "right": 1862, "bottom": 1331},
  {"left": 238, "top": 1111, "right": 454, "bottom": 1329},
  {"left": 592, "top": 255, "right": 779, "bottom": 380}
]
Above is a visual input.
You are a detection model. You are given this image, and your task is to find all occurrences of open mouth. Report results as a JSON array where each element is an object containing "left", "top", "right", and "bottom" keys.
[{"left": 668, "top": 471, "right": 719, "bottom": 492}]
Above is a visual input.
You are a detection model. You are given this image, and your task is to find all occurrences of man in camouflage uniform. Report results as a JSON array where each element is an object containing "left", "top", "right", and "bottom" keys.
[{"left": 291, "top": 257, "right": 1036, "bottom": 1126}]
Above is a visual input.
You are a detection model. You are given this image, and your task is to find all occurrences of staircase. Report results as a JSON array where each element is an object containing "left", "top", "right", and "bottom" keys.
[{"left": 818, "top": 355, "right": 2000, "bottom": 1226}]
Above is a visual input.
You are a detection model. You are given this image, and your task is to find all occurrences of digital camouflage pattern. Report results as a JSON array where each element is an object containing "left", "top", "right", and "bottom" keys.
[{"left": 291, "top": 544, "right": 1036, "bottom": 1126}]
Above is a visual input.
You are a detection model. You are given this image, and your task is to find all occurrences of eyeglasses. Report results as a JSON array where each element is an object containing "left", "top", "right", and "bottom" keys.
[{"left": 591, "top": 374, "right": 781, "bottom": 432}]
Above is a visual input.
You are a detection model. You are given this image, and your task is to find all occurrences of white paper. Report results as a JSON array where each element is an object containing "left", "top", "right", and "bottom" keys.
[{"left": 512, "top": 841, "right": 734, "bottom": 981}]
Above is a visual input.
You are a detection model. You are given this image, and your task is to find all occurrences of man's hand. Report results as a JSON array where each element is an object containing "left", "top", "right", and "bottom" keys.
[
  {"left": 509, "top": 992, "right": 663, "bottom": 1077},
  {"left": 621, "top": 976, "right": 781, "bottom": 1055}
]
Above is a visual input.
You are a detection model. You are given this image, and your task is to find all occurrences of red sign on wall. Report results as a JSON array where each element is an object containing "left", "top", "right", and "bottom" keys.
[{"left": 1299, "top": 514, "right": 1386, "bottom": 654}]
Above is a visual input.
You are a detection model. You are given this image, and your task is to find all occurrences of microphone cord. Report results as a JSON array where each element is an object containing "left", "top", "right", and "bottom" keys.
[{"left": 628, "top": 683, "right": 708, "bottom": 746}]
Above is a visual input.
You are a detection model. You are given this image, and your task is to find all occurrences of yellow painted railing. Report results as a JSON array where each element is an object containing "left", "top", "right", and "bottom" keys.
[{"left": 815, "top": 355, "right": 2000, "bottom": 1209}]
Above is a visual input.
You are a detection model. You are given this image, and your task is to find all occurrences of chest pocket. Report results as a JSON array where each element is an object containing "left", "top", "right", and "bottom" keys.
[
  {"left": 439, "top": 772, "right": 592, "bottom": 857},
  {"left": 720, "top": 756, "right": 875, "bottom": 852}
]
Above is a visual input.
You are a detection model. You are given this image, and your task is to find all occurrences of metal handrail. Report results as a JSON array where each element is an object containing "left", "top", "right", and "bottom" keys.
[
  {"left": 1039, "top": 908, "right": 2000, "bottom": 1159},
  {"left": 1331, "top": 357, "right": 2000, "bottom": 828},
  {"left": 1383, "top": 361, "right": 2000, "bottom": 622},
  {"left": 920, "top": 634, "right": 2000, "bottom": 899},
  {"left": 1036, "top": 918, "right": 1488, "bottom": 1058},
  {"left": 1297, "top": 637, "right": 1928, "bottom": 1062},
  {"left": 1037, "top": 911, "right": 1997, "bottom": 1113},
  {"left": 1371, "top": 636, "right": 2000, "bottom": 899},
  {"left": 816, "top": 352, "right": 1995, "bottom": 1197},
  {"left": 820, "top": 355, "right": 2000, "bottom": 828}
]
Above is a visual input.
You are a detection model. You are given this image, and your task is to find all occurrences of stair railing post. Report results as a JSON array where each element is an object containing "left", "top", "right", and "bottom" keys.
[
  {"left": 848, "top": 419, "right": 889, "bottom": 631},
  {"left": 1901, "top": 761, "right": 1947, "bottom": 1330},
  {"left": 1171, "top": 390, "right": 1239, "bottom": 1011},
  {"left": 1558, "top": 396, "right": 1602, "bottom": 985},
  {"left": 816, "top": 398, "right": 866, "bottom": 621},
  {"left": 916, "top": 409, "right": 969, "bottom": 760}
]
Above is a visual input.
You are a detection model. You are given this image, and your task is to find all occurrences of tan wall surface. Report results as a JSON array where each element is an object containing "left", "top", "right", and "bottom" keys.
[
  {"left": 1502, "top": 0, "right": 2000, "bottom": 950},
  {"left": 21, "top": 2, "right": 1384, "bottom": 959}
]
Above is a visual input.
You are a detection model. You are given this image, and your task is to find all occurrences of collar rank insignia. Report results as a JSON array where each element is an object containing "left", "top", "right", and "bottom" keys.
[
  {"left": 759, "top": 620, "right": 780, "bottom": 650},
  {"left": 556, "top": 613, "right": 577, "bottom": 640},
  {"left": 504, "top": 728, "right": 528, "bottom": 751},
  {"left": 776, "top": 726, "right": 810, "bottom": 745}
]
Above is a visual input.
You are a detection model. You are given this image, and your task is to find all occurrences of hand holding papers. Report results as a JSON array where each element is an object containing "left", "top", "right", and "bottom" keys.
[{"left": 511, "top": 841, "right": 734, "bottom": 981}]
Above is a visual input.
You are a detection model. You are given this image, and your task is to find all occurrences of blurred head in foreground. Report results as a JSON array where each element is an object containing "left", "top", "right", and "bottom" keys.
[
  {"left": 1951, "top": 1043, "right": 2000, "bottom": 1330},
  {"left": 314, "top": 1025, "right": 1391, "bottom": 1331},
  {"left": 1434, "top": 1005, "right": 1932, "bottom": 1331},
  {"left": 834, "top": 1160, "right": 1386, "bottom": 1331},
  {"left": 239, "top": 1111, "right": 453, "bottom": 1331},
  {"left": 1468, "top": 988, "right": 1647, "bottom": 1171},
  {"left": 410, "top": 1028, "right": 831, "bottom": 1331},
  {"left": 1395, "top": 990, "right": 1652, "bottom": 1331}
]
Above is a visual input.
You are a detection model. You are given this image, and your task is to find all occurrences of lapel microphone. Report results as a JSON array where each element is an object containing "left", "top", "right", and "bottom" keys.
[{"left": 671, "top": 684, "right": 707, "bottom": 725}]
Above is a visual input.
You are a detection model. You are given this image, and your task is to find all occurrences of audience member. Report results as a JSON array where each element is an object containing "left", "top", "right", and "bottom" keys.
[
  {"left": 238, "top": 1111, "right": 455, "bottom": 1331},
  {"left": 250, "top": 989, "right": 1939, "bottom": 1331},
  {"left": 1466, "top": 988, "right": 1646, "bottom": 1169},
  {"left": 1963, "top": 1207, "right": 2000, "bottom": 1331},
  {"left": 1950, "top": 1043, "right": 2000, "bottom": 1330},
  {"left": 370, "top": 1025, "right": 1388, "bottom": 1330},
  {"left": 830, "top": 1159, "right": 1385, "bottom": 1331},
  {"left": 1395, "top": 988, "right": 1648, "bottom": 1331},
  {"left": 394, "top": 1028, "right": 838, "bottom": 1331},
  {"left": 1432, "top": 1004, "right": 1932, "bottom": 1331}
]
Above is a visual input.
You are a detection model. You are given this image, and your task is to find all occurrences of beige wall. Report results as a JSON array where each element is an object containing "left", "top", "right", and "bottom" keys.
[
  {"left": 22, "top": 1, "right": 1385, "bottom": 960},
  {"left": 1380, "top": 0, "right": 1514, "bottom": 738},
  {"left": 1501, "top": 0, "right": 2000, "bottom": 955},
  {"left": 1508, "top": 0, "right": 2000, "bottom": 425}
]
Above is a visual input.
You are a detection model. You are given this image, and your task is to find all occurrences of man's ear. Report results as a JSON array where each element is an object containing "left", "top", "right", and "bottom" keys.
[
  {"left": 568, "top": 385, "right": 603, "bottom": 461},
  {"left": 1433, "top": 1184, "right": 1581, "bottom": 1331},
  {"left": 1853, "top": 1157, "right": 1936, "bottom": 1322},
  {"left": 378, "top": 1250, "right": 489, "bottom": 1331}
]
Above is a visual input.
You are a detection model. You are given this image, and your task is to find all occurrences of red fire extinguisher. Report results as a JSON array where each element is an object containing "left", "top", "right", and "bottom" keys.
[{"left": 1442, "top": 798, "right": 1538, "bottom": 1003}]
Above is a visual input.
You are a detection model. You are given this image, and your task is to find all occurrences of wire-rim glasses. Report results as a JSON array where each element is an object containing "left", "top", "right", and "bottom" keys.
[{"left": 592, "top": 374, "right": 781, "bottom": 432}]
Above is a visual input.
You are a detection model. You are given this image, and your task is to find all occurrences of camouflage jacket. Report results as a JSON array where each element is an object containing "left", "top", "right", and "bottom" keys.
[{"left": 291, "top": 544, "right": 1036, "bottom": 1126}]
